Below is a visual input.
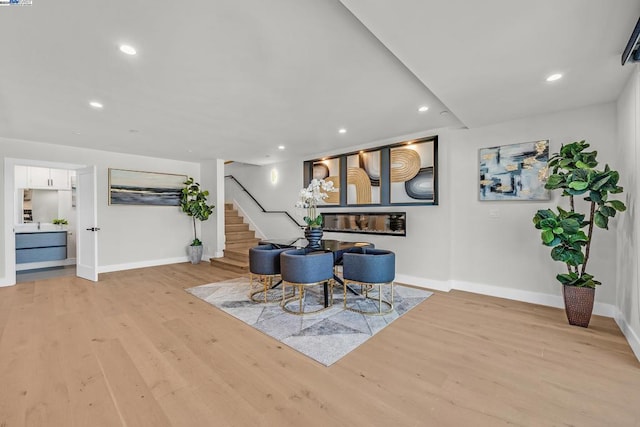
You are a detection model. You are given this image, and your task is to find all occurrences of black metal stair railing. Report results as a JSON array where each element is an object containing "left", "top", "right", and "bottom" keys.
[{"left": 225, "top": 175, "right": 305, "bottom": 229}]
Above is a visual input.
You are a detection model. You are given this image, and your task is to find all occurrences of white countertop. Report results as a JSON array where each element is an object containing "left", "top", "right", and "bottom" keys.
[{"left": 15, "top": 224, "right": 68, "bottom": 233}]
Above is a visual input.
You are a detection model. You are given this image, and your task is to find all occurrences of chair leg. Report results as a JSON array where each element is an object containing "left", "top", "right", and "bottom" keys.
[{"left": 299, "top": 285, "right": 303, "bottom": 313}]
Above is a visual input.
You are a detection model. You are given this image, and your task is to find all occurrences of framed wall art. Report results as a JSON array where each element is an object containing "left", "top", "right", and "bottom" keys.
[
  {"left": 389, "top": 139, "right": 436, "bottom": 204},
  {"left": 109, "top": 168, "right": 187, "bottom": 206},
  {"left": 312, "top": 158, "right": 340, "bottom": 205},
  {"left": 479, "top": 139, "right": 550, "bottom": 201},
  {"left": 302, "top": 136, "right": 438, "bottom": 207}
]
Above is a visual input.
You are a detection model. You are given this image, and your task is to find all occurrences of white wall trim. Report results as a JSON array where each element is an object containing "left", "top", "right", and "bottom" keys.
[
  {"left": 395, "top": 273, "right": 452, "bottom": 292},
  {"left": 394, "top": 274, "right": 619, "bottom": 319},
  {"left": 451, "top": 279, "right": 617, "bottom": 318},
  {"left": 16, "top": 258, "right": 76, "bottom": 271},
  {"left": 98, "top": 256, "right": 190, "bottom": 274},
  {"left": 614, "top": 309, "right": 640, "bottom": 362},
  {"left": 231, "top": 199, "right": 266, "bottom": 239},
  {"left": 206, "top": 250, "right": 224, "bottom": 259}
]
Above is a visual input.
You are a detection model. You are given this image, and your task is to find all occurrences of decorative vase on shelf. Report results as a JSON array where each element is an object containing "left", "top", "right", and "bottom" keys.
[{"left": 304, "top": 227, "right": 323, "bottom": 250}]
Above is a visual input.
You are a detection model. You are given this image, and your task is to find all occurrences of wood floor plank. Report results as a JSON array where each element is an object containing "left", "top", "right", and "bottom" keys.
[
  {"left": 55, "top": 311, "right": 124, "bottom": 427},
  {"left": 0, "top": 262, "right": 638, "bottom": 426},
  {"left": 0, "top": 301, "right": 38, "bottom": 427},
  {"left": 91, "top": 338, "right": 173, "bottom": 427}
]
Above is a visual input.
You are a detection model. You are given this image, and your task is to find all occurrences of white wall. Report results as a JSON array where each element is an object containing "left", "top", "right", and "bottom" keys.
[
  {"left": 225, "top": 131, "right": 454, "bottom": 290},
  {"left": 448, "top": 103, "right": 620, "bottom": 309},
  {"left": 226, "top": 104, "right": 624, "bottom": 312},
  {"left": 201, "top": 159, "right": 225, "bottom": 259},
  {"left": 616, "top": 64, "right": 640, "bottom": 360},
  {"left": 0, "top": 137, "right": 201, "bottom": 282}
]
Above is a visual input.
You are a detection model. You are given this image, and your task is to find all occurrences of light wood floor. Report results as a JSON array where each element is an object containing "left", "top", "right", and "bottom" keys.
[{"left": 0, "top": 263, "right": 638, "bottom": 427}]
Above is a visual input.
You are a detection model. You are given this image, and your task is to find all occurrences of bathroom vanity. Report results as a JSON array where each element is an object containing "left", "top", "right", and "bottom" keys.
[{"left": 15, "top": 226, "right": 68, "bottom": 266}]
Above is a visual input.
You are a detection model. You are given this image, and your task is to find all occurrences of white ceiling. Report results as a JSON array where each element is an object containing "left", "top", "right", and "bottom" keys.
[{"left": 0, "top": 1, "right": 638, "bottom": 165}]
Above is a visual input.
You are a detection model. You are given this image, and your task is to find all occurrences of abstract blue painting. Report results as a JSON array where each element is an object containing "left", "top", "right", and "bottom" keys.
[{"left": 479, "top": 140, "right": 550, "bottom": 201}]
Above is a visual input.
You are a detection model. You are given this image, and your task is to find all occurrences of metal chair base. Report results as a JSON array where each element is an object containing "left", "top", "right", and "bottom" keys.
[
  {"left": 249, "top": 273, "right": 290, "bottom": 303},
  {"left": 281, "top": 280, "right": 334, "bottom": 315},
  {"left": 343, "top": 280, "right": 394, "bottom": 315}
]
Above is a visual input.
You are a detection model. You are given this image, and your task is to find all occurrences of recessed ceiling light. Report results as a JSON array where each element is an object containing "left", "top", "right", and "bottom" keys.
[
  {"left": 546, "top": 73, "right": 563, "bottom": 82},
  {"left": 89, "top": 101, "right": 103, "bottom": 109},
  {"left": 338, "top": 128, "right": 347, "bottom": 134},
  {"left": 418, "top": 105, "right": 429, "bottom": 112},
  {"left": 128, "top": 129, "right": 139, "bottom": 133},
  {"left": 119, "top": 44, "right": 137, "bottom": 55},
  {"left": 277, "top": 145, "right": 285, "bottom": 150}
]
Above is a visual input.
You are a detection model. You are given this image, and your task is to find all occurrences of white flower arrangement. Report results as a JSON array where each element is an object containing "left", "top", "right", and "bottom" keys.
[{"left": 295, "top": 178, "right": 337, "bottom": 228}]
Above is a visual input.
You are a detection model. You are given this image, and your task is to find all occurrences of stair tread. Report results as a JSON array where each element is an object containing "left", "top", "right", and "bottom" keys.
[{"left": 211, "top": 257, "right": 248, "bottom": 267}]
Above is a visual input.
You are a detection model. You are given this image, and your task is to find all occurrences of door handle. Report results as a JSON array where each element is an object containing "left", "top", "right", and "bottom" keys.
[{"left": 86, "top": 227, "right": 101, "bottom": 232}]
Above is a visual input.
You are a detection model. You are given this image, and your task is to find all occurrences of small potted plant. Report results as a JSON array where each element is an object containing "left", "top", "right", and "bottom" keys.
[
  {"left": 52, "top": 218, "right": 68, "bottom": 229},
  {"left": 295, "top": 178, "right": 337, "bottom": 249},
  {"left": 180, "top": 177, "right": 215, "bottom": 264},
  {"left": 533, "top": 140, "right": 626, "bottom": 327}
]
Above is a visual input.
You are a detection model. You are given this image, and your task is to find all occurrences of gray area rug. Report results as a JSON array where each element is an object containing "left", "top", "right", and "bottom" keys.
[{"left": 186, "top": 278, "right": 432, "bottom": 366}]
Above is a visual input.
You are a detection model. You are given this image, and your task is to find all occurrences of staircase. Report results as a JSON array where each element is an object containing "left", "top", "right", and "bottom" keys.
[{"left": 209, "top": 203, "right": 260, "bottom": 273}]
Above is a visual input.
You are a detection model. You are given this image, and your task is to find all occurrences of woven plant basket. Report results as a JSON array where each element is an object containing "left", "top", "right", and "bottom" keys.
[{"left": 562, "top": 285, "right": 595, "bottom": 328}]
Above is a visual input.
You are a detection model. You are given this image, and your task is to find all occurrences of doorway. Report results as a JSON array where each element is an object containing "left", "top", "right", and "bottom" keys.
[{"left": 3, "top": 158, "right": 98, "bottom": 286}]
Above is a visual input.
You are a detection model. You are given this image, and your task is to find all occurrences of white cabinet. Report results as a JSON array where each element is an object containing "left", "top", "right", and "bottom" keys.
[
  {"left": 27, "top": 167, "right": 70, "bottom": 190},
  {"left": 14, "top": 165, "right": 28, "bottom": 188},
  {"left": 49, "top": 168, "right": 70, "bottom": 189}
]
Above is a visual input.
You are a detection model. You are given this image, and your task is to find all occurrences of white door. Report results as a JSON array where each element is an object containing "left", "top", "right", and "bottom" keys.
[{"left": 76, "top": 166, "right": 98, "bottom": 281}]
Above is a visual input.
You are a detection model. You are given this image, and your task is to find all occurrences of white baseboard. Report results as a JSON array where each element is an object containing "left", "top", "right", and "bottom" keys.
[
  {"left": 394, "top": 273, "right": 452, "bottom": 292},
  {"left": 614, "top": 309, "right": 640, "bottom": 363},
  {"left": 451, "top": 279, "right": 617, "bottom": 318},
  {"left": 98, "top": 256, "right": 189, "bottom": 274},
  {"left": 15, "top": 257, "right": 76, "bottom": 272},
  {"left": 0, "top": 277, "right": 13, "bottom": 287},
  {"left": 209, "top": 251, "right": 224, "bottom": 259}
]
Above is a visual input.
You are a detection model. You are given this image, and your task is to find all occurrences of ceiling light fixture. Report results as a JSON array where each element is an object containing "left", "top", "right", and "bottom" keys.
[
  {"left": 278, "top": 145, "right": 285, "bottom": 150},
  {"left": 418, "top": 106, "right": 429, "bottom": 112},
  {"left": 89, "top": 101, "right": 103, "bottom": 109},
  {"left": 119, "top": 44, "right": 137, "bottom": 55},
  {"left": 546, "top": 73, "right": 563, "bottom": 82},
  {"left": 338, "top": 128, "right": 347, "bottom": 134}
]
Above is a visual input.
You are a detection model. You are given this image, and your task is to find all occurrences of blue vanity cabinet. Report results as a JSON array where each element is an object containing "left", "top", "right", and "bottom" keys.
[{"left": 15, "top": 231, "right": 67, "bottom": 264}]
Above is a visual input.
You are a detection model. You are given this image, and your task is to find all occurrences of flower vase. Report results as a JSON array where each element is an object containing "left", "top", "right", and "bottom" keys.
[{"left": 304, "top": 227, "right": 323, "bottom": 250}]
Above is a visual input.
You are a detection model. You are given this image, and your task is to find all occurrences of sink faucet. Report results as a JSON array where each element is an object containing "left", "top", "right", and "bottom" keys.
[{"left": 37, "top": 222, "right": 40, "bottom": 230}]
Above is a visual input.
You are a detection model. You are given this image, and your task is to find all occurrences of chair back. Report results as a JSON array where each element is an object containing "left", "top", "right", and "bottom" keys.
[
  {"left": 280, "top": 249, "right": 334, "bottom": 284},
  {"left": 249, "top": 244, "right": 290, "bottom": 275},
  {"left": 342, "top": 249, "right": 395, "bottom": 284}
]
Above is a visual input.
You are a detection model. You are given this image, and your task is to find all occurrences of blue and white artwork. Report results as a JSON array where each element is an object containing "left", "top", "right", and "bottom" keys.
[
  {"left": 109, "top": 169, "right": 186, "bottom": 206},
  {"left": 479, "top": 140, "right": 550, "bottom": 201}
]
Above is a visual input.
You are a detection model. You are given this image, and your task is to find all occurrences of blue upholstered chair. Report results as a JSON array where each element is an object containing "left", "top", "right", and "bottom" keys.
[
  {"left": 280, "top": 249, "right": 335, "bottom": 315},
  {"left": 248, "top": 244, "right": 291, "bottom": 303},
  {"left": 342, "top": 248, "right": 395, "bottom": 315}
]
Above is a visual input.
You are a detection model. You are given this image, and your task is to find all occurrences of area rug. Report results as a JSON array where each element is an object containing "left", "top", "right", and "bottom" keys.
[{"left": 186, "top": 278, "right": 432, "bottom": 366}]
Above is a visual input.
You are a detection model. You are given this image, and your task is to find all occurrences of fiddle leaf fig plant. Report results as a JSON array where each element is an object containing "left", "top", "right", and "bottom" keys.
[
  {"left": 180, "top": 177, "right": 215, "bottom": 246},
  {"left": 533, "top": 140, "right": 626, "bottom": 288}
]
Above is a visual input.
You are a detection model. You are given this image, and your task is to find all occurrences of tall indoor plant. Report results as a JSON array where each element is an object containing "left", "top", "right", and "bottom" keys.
[
  {"left": 180, "top": 177, "right": 215, "bottom": 264},
  {"left": 533, "top": 140, "right": 626, "bottom": 327}
]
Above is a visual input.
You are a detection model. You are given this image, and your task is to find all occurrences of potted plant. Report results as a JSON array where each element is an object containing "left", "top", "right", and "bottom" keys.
[
  {"left": 180, "top": 177, "right": 215, "bottom": 264},
  {"left": 52, "top": 218, "right": 68, "bottom": 229},
  {"left": 533, "top": 140, "right": 626, "bottom": 327},
  {"left": 295, "top": 178, "right": 337, "bottom": 249}
]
